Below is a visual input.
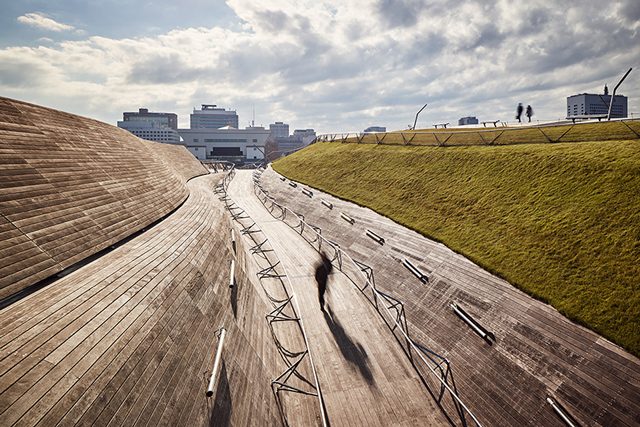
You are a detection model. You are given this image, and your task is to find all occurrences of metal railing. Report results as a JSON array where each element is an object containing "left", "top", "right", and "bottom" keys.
[
  {"left": 314, "top": 118, "right": 640, "bottom": 147},
  {"left": 216, "top": 166, "right": 328, "bottom": 427},
  {"left": 252, "top": 169, "right": 484, "bottom": 427}
]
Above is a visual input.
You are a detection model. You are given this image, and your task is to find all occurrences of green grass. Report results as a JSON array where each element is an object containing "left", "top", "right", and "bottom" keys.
[
  {"left": 274, "top": 138, "right": 640, "bottom": 356},
  {"left": 336, "top": 119, "right": 640, "bottom": 146}
]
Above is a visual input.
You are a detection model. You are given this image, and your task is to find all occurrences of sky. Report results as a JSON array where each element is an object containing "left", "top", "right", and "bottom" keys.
[{"left": 0, "top": 0, "right": 639, "bottom": 134}]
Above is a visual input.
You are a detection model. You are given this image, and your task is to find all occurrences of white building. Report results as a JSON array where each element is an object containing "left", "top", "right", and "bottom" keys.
[
  {"left": 269, "top": 121, "right": 289, "bottom": 138},
  {"left": 293, "top": 129, "right": 316, "bottom": 146},
  {"left": 190, "top": 104, "right": 239, "bottom": 129},
  {"left": 117, "top": 108, "right": 180, "bottom": 143},
  {"left": 178, "top": 126, "right": 270, "bottom": 163}
]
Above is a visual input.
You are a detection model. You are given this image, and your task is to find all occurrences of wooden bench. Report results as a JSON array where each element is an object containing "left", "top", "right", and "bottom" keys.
[
  {"left": 433, "top": 123, "right": 450, "bottom": 129},
  {"left": 481, "top": 120, "right": 501, "bottom": 127}
]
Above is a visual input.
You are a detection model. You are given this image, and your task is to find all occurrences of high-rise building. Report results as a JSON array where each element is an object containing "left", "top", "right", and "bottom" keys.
[
  {"left": 190, "top": 104, "right": 239, "bottom": 129},
  {"left": 567, "top": 86, "right": 628, "bottom": 118},
  {"left": 117, "top": 108, "right": 180, "bottom": 143},
  {"left": 458, "top": 116, "right": 479, "bottom": 125},
  {"left": 269, "top": 122, "right": 289, "bottom": 138}
]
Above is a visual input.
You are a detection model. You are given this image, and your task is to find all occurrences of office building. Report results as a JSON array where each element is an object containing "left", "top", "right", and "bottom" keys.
[
  {"left": 567, "top": 86, "right": 628, "bottom": 118},
  {"left": 458, "top": 116, "right": 479, "bottom": 125},
  {"left": 190, "top": 104, "right": 239, "bottom": 129},
  {"left": 117, "top": 108, "right": 180, "bottom": 143},
  {"left": 269, "top": 122, "right": 289, "bottom": 138},
  {"left": 122, "top": 108, "right": 177, "bottom": 129},
  {"left": 364, "top": 126, "right": 386, "bottom": 133},
  {"left": 292, "top": 129, "right": 316, "bottom": 145},
  {"left": 178, "top": 126, "right": 269, "bottom": 163}
]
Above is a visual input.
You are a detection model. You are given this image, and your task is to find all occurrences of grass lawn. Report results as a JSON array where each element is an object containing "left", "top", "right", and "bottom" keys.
[
  {"left": 333, "top": 119, "right": 640, "bottom": 146},
  {"left": 273, "top": 138, "right": 640, "bottom": 356}
]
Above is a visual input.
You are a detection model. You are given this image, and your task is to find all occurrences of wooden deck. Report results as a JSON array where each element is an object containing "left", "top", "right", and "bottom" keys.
[
  {"left": 0, "top": 96, "right": 207, "bottom": 301},
  {"left": 259, "top": 166, "right": 640, "bottom": 427},
  {"left": 0, "top": 174, "right": 283, "bottom": 426},
  {"left": 228, "top": 170, "right": 450, "bottom": 426}
]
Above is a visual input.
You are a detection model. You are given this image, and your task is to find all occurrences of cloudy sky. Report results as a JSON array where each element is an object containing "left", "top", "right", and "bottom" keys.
[{"left": 0, "top": 0, "right": 639, "bottom": 133}]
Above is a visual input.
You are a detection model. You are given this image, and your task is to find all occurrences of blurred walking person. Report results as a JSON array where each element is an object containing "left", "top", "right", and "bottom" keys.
[
  {"left": 315, "top": 252, "right": 333, "bottom": 312},
  {"left": 516, "top": 103, "right": 523, "bottom": 123},
  {"left": 526, "top": 105, "right": 534, "bottom": 122}
]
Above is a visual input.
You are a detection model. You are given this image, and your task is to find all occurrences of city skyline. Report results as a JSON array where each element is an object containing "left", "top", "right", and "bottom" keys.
[{"left": 0, "top": 0, "right": 639, "bottom": 133}]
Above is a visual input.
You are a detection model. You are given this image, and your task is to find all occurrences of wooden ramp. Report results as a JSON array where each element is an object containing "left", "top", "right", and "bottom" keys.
[
  {"left": 0, "top": 174, "right": 282, "bottom": 426},
  {"left": 227, "top": 170, "right": 449, "bottom": 426},
  {"left": 258, "top": 166, "right": 640, "bottom": 427}
]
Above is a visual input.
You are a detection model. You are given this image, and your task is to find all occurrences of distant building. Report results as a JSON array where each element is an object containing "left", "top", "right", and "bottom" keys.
[
  {"left": 458, "top": 116, "right": 479, "bottom": 125},
  {"left": 567, "top": 86, "right": 628, "bottom": 118},
  {"left": 269, "top": 122, "right": 289, "bottom": 138},
  {"left": 190, "top": 104, "right": 239, "bottom": 129},
  {"left": 178, "top": 126, "right": 269, "bottom": 163},
  {"left": 364, "top": 126, "right": 386, "bottom": 133},
  {"left": 292, "top": 129, "right": 316, "bottom": 145},
  {"left": 117, "top": 108, "right": 180, "bottom": 143}
]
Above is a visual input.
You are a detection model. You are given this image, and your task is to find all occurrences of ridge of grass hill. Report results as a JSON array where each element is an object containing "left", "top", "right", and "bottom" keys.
[{"left": 273, "top": 131, "right": 640, "bottom": 357}]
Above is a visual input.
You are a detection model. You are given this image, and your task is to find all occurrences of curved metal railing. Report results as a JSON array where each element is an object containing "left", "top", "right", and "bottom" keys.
[
  {"left": 252, "top": 168, "right": 484, "bottom": 427},
  {"left": 216, "top": 166, "right": 328, "bottom": 427}
]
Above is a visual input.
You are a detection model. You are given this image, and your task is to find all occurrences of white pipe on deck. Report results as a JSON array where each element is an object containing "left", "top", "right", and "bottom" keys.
[{"left": 206, "top": 328, "right": 227, "bottom": 397}]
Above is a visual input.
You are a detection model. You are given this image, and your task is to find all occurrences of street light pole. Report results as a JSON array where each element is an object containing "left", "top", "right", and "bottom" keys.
[
  {"left": 412, "top": 103, "right": 428, "bottom": 130},
  {"left": 607, "top": 68, "right": 632, "bottom": 120}
]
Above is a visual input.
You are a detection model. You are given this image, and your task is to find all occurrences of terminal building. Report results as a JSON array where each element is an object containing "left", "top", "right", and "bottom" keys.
[
  {"left": 178, "top": 125, "right": 269, "bottom": 163},
  {"left": 190, "top": 104, "right": 239, "bottom": 129},
  {"left": 117, "top": 108, "right": 180, "bottom": 143},
  {"left": 567, "top": 86, "right": 628, "bottom": 118}
]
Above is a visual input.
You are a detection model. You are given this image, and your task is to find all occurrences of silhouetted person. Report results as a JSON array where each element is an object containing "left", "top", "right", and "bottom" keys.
[
  {"left": 526, "top": 105, "right": 533, "bottom": 122},
  {"left": 315, "top": 252, "right": 333, "bottom": 311},
  {"left": 516, "top": 103, "right": 523, "bottom": 123}
]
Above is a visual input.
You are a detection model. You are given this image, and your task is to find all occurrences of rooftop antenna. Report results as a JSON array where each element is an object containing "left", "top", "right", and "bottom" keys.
[
  {"left": 607, "top": 68, "right": 632, "bottom": 120},
  {"left": 252, "top": 104, "right": 255, "bottom": 127}
]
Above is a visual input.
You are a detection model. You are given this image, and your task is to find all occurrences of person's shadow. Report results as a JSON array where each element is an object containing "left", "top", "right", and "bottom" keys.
[{"left": 323, "top": 306, "right": 375, "bottom": 386}]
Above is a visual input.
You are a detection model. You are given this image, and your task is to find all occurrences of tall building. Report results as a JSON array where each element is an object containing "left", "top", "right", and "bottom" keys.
[
  {"left": 567, "top": 86, "right": 628, "bottom": 118},
  {"left": 190, "top": 104, "right": 239, "bottom": 129},
  {"left": 269, "top": 122, "right": 289, "bottom": 138},
  {"left": 178, "top": 126, "right": 269, "bottom": 163},
  {"left": 117, "top": 108, "right": 180, "bottom": 143},
  {"left": 458, "top": 116, "right": 479, "bottom": 125}
]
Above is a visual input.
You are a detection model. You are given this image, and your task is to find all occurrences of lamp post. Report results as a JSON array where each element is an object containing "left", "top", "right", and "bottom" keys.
[
  {"left": 412, "top": 103, "right": 428, "bottom": 130},
  {"left": 607, "top": 68, "right": 632, "bottom": 120}
]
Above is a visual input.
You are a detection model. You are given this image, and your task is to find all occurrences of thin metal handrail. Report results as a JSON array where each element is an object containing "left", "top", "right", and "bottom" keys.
[
  {"left": 253, "top": 169, "right": 483, "bottom": 427},
  {"left": 220, "top": 167, "right": 328, "bottom": 427}
]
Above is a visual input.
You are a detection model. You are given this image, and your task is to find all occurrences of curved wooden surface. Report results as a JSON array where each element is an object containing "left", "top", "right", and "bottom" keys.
[
  {"left": 0, "top": 174, "right": 282, "bottom": 426},
  {"left": 0, "top": 97, "right": 208, "bottom": 301},
  {"left": 259, "top": 166, "right": 640, "bottom": 427},
  {"left": 228, "top": 170, "right": 450, "bottom": 426}
]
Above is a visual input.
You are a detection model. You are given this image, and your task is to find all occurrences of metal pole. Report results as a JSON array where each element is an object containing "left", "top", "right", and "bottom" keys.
[
  {"left": 607, "top": 68, "right": 632, "bottom": 120},
  {"left": 412, "top": 103, "right": 428, "bottom": 130},
  {"left": 206, "top": 328, "right": 227, "bottom": 397}
]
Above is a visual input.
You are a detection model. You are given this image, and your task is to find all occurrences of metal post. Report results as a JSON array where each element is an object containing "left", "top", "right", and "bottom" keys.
[
  {"left": 206, "top": 328, "right": 226, "bottom": 397},
  {"left": 607, "top": 68, "right": 632, "bottom": 120},
  {"left": 412, "top": 103, "right": 428, "bottom": 130},
  {"left": 229, "top": 260, "right": 235, "bottom": 288},
  {"left": 547, "top": 397, "right": 577, "bottom": 427}
]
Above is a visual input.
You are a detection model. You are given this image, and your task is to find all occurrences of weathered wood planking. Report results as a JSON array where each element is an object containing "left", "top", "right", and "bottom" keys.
[{"left": 259, "top": 166, "right": 640, "bottom": 427}]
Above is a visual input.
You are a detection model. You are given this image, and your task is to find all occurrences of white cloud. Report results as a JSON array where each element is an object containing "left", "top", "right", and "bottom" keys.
[
  {"left": 17, "top": 12, "right": 75, "bottom": 32},
  {"left": 2, "top": 1, "right": 640, "bottom": 133}
]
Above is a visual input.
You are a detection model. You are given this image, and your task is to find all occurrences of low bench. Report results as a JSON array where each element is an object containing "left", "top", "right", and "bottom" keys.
[
  {"left": 481, "top": 120, "right": 500, "bottom": 127},
  {"left": 566, "top": 114, "right": 608, "bottom": 123},
  {"left": 433, "top": 123, "right": 450, "bottom": 129}
]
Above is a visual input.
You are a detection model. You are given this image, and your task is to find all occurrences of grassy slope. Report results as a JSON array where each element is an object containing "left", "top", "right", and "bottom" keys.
[{"left": 273, "top": 140, "right": 640, "bottom": 356}]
